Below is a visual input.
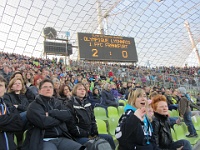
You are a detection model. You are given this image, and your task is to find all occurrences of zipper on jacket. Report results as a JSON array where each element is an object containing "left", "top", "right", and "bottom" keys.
[
  {"left": 76, "top": 126, "right": 81, "bottom": 135},
  {"left": 54, "top": 127, "right": 59, "bottom": 136}
]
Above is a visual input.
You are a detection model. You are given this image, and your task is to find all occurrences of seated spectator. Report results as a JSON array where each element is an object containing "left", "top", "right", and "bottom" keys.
[
  {"left": 88, "top": 87, "right": 102, "bottom": 108},
  {"left": 9, "top": 71, "right": 36, "bottom": 103},
  {"left": 4, "top": 77, "right": 29, "bottom": 124},
  {"left": 101, "top": 83, "right": 118, "bottom": 107},
  {"left": 165, "top": 89, "right": 178, "bottom": 110},
  {"left": 4, "top": 77, "right": 30, "bottom": 147},
  {"left": 22, "top": 78, "right": 84, "bottom": 150},
  {"left": 171, "top": 89, "right": 180, "bottom": 104},
  {"left": 0, "top": 76, "right": 23, "bottom": 150},
  {"left": 110, "top": 83, "right": 122, "bottom": 100},
  {"left": 65, "top": 83, "right": 115, "bottom": 149},
  {"left": 0, "top": 64, "right": 12, "bottom": 83},
  {"left": 24, "top": 72, "right": 34, "bottom": 87},
  {"left": 119, "top": 82, "right": 128, "bottom": 95},
  {"left": 116, "top": 88, "right": 157, "bottom": 150},
  {"left": 59, "top": 84, "right": 72, "bottom": 100},
  {"left": 52, "top": 78, "right": 61, "bottom": 98},
  {"left": 151, "top": 94, "right": 192, "bottom": 150}
]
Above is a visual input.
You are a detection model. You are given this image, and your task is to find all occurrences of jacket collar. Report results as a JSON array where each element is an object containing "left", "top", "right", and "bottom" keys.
[{"left": 154, "top": 112, "right": 168, "bottom": 121}]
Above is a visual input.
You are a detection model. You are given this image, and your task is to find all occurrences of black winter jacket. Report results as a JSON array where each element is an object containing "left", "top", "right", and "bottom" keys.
[
  {"left": 3, "top": 92, "right": 29, "bottom": 113},
  {"left": 0, "top": 98, "right": 23, "bottom": 150},
  {"left": 118, "top": 109, "right": 158, "bottom": 150},
  {"left": 22, "top": 95, "right": 73, "bottom": 150},
  {"left": 66, "top": 96, "right": 98, "bottom": 138},
  {"left": 152, "top": 112, "right": 173, "bottom": 149}
]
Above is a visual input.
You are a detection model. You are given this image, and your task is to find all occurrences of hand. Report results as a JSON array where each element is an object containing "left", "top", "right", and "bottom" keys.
[
  {"left": 14, "top": 105, "right": 18, "bottom": 108},
  {"left": 134, "top": 107, "right": 146, "bottom": 121},
  {"left": 88, "top": 135, "right": 97, "bottom": 139},
  {"left": 176, "top": 118, "right": 181, "bottom": 125},
  {"left": 177, "top": 146, "right": 183, "bottom": 150},
  {"left": 46, "top": 112, "right": 49, "bottom": 117}
]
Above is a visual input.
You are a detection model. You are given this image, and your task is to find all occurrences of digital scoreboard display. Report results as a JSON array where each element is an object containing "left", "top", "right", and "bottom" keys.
[{"left": 77, "top": 33, "right": 138, "bottom": 62}]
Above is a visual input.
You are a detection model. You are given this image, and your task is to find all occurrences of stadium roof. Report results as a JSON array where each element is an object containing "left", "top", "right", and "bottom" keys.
[{"left": 0, "top": 0, "right": 200, "bottom": 67}]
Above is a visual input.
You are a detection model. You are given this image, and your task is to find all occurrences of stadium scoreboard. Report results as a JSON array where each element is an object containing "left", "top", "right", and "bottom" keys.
[{"left": 77, "top": 33, "right": 138, "bottom": 62}]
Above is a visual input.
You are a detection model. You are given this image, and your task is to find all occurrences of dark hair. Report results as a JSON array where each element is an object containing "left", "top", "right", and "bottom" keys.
[
  {"left": 10, "top": 71, "right": 24, "bottom": 81},
  {"left": 0, "top": 75, "right": 7, "bottom": 88},
  {"left": 39, "top": 78, "right": 54, "bottom": 90},
  {"left": 59, "top": 84, "right": 71, "bottom": 97}
]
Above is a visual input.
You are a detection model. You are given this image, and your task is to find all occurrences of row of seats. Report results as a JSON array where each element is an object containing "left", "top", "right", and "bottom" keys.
[
  {"left": 94, "top": 106, "right": 124, "bottom": 121},
  {"left": 171, "top": 117, "right": 200, "bottom": 146}
]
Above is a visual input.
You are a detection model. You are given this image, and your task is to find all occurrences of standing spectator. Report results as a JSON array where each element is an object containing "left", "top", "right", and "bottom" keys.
[
  {"left": 151, "top": 94, "right": 192, "bottom": 150},
  {"left": 196, "top": 93, "right": 200, "bottom": 106},
  {"left": 0, "top": 76, "right": 23, "bottom": 150},
  {"left": 178, "top": 87, "right": 198, "bottom": 137}
]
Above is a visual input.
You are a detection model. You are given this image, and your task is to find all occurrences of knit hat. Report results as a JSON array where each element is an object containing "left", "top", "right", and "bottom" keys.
[{"left": 178, "top": 87, "right": 186, "bottom": 95}]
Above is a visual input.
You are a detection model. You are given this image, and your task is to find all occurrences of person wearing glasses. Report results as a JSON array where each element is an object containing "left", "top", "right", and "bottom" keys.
[{"left": 23, "top": 78, "right": 84, "bottom": 150}]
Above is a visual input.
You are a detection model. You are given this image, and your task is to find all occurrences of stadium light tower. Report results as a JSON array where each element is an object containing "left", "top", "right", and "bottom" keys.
[
  {"left": 96, "top": 0, "right": 122, "bottom": 34},
  {"left": 184, "top": 21, "right": 200, "bottom": 65}
]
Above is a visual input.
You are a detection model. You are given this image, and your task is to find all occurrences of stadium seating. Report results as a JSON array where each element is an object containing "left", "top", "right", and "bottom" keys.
[
  {"left": 107, "top": 106, "right": 119, "bottom": 118},
  {"left": 96, "top": 119, "right": 109, "bottom": 134},
  {"left": 107, "top": 117, "right": 119, "bottom": 136},
  {"left": 118, "top": 106, "right": 124, "bottom": 116},
  {"left": 173, "top": 124, "right": 199, "bottom": 145},
  {"left": 94, "top": 107, "right": 108, "bottom": 121}
]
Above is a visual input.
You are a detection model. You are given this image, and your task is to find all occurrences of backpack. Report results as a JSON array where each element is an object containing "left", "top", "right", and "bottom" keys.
[
  {"left": 84, "top": 137, "right": 112, "bottom": 150},
  {"left": 115, "top": 109, "right": 133, "bottom": 140}
]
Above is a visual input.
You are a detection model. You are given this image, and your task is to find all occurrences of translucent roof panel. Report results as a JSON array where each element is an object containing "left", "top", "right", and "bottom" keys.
[{"left": 0, "top": 0, "right": 200, "bottom": 67}]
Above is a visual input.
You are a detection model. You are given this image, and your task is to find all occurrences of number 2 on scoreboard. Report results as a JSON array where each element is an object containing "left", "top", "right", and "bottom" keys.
[{"left": 92, "top": 49, "right": 98, "bottom": 57}]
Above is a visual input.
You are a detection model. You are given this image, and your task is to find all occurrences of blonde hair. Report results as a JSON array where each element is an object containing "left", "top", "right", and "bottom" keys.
[
  {"left": 8, "top": 77, "right": 26, "bottom": 94},
  {"left": 72, "top": 83, "right": 87, "bottom": 96},
  {"left": 127, "top": 88, "right": 146, "bottom": 108}
]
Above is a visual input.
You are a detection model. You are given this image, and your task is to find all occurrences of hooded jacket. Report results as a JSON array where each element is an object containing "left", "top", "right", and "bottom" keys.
[
  {"left": 66, "top": 96, "right": 98, "bottom": 138},
  {"left": 117, "top": 104, "right": 157, "bottom": 150}
]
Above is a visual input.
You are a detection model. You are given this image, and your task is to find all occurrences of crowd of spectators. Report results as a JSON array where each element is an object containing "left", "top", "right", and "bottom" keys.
[{"left": 0, "top": 51, "right": 200, "bottom": 150}]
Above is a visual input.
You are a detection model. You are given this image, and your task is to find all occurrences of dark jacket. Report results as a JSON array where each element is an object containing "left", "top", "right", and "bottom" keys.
[
  {"left": 88, "top": 93, "right": 101, "bottom": 108},
  {"left": 118, "top": 107, "right": 157, "bottom": 150},
  {"left": 22, "top": 95, "right": 73, "bottom": 150},
  {"left": 178, "top": 96, "right": 191, "bottom": 116},
  {"left": 25, "top": 86, "right": 38, "bottom": 103},
  {"left": 3, "top": 92, "right": 29, "bottom": 113},
  {"left": 152, "top": 112, "right": 174, "bottom": 149},
  {"left": 65, "top": 96, "right": 98, "bottom": 138},
  {"left": 101, "top": 90, "right": 117, "bottom": 107},
  {"left": 0, "top": 98, "right": 23, "bottom": 150}
]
